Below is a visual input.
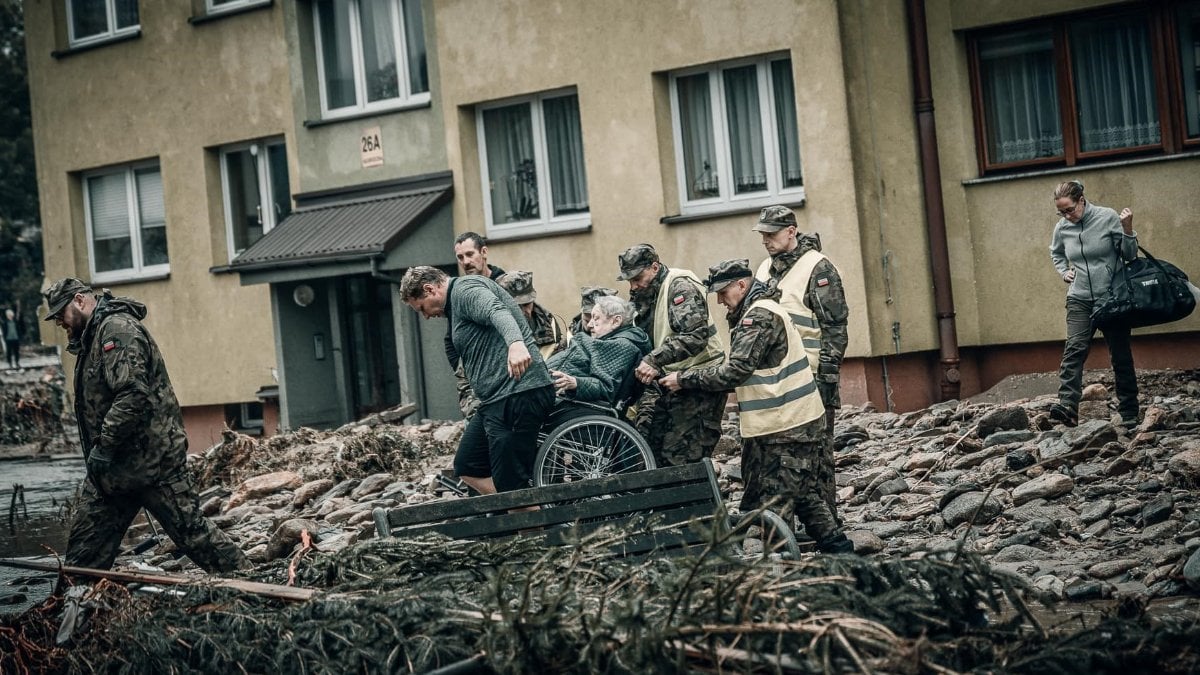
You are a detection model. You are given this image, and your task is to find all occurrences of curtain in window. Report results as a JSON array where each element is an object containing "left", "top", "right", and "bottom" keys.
[
  {"left": 1071, "top": 17, "right": 1160, "bottom": 152},
  {"left": 360, "top": 0, "right": 399, "bottom": 103},
  {"left": 318, "top": 0, "right": 357, "bottom": 109},
  {"left": 483, "top": 104, "right": 538, "bottom": 223},
  {"left": 771, "top": 59, "right": 803, "bottom": 188},
  {"left": 136, "top": 168, "right": 169, "bottom": 266},
  {"left": 979, "top": 30, "right": 1063, "bottom": 164},
  {"left": 402, "top": 0, "right": 429, "bottom": 94},
  {"left": 88, "top": 173, "right": 132, "bottom": 273},
  {"left": 1178, "top": 7, "right": 1200, "bottom": 138},
  {"left": 543, "top": 95, "right": 589, "bottom": 216},
  {"left": 677, "top": 73, "right": 718, "bottom": 200},
  {"left": 723, "top": 65, "right": 767, "bottom": 194}
]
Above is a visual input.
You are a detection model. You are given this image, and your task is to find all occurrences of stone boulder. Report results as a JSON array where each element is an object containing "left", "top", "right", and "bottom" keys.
[
  {"left": 942, "top": 491, "right": 1004, "bottom": 528},
  {"left": 1087, "top": 558, "right": 1140, "bottom": 579},
  {"left": 846, "top": 530, "right": 884, "bottom": 555},
  {"left": 1167, "top": 447, "right": 1200, "bottom": 486},
  {"left": 350, "top": 472, "right": 395, "bottom": 499},
  {"left": 226, "top": 471, "right": 303, "bottom": 510},
  {"left": 1141, "top": 493, "right": 1175, "bottom": 526},
  {"left": 1184, "top": 547, "right": 1200, "bottom": 591},
  {"left": 1012, "top": 473, "right": 1074, "bottom": 506},
  {"left": 292, "top": 478, "right": 335, "bottom": 508},
  {"left": 266, "top": 518, "right": 321, "bottom": 560},
  {"left": 976, "top": 406, "right": 1029, "bottom": 439}
]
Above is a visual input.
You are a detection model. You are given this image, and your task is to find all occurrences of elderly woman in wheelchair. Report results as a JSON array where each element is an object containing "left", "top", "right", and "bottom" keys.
[{"left": 533, "top": 295, "right": 657, "bottom": 485}]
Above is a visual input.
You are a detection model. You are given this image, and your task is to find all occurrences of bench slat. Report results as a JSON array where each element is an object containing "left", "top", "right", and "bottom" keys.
[
  {"left": 391, "top": 482, "right": 717, "bottom": 540},
  {"left": 382, "top": 461, "right": 715, "bottom": 529}
]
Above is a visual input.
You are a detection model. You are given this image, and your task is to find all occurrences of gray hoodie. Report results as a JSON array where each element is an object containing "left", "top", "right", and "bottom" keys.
[{"left": 1049, "top": 202, "right": 1138, "bottom": 302}]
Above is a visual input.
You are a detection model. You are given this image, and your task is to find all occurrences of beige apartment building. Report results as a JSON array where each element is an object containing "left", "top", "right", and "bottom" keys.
[
  {"left": 435, "top": 0, "right": 1200, "bottom": 410},
  {"left": 29, "top": 0, "right": 1200, "bottom": 447}
]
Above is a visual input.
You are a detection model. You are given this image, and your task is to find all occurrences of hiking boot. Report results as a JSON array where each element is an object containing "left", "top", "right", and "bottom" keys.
[
  {"left": 1116, "top": 417, "right": 1140, "bottom": 432},
  {"left": 1048, "top": 404, "right": 1078, "bottom": 427},
  {"left": 816, "top": 533, "right": 855, "bottom": 554}
]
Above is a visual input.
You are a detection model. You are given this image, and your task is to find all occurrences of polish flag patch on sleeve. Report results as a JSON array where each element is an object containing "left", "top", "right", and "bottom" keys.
[
  {"left": 816, "top": 277, "right": 830, "bottom": 287},
  {"left": 102, "top": 339, "right": 118, "bottom": 352},
  {"left": 672, "top": 295, "right": 686, "bottom": 305},
  {"left": 741, "top": 318, "right": 754, "bottom": 327}
]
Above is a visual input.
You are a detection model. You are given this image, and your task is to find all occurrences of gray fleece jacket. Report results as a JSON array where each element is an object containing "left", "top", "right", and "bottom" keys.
[
  {"left": 446, "top": 275, "right": 552, "bottom": 405},
  {"left": 1049, "top": 202, "right": 1138, "bottom": 302}
]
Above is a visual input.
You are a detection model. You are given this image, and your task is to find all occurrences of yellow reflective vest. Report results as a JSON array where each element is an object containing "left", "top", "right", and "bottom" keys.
[
  {"left": 652, "top": 267, "right": 724, "bottom": 374},
  {"left": 755, "top": 251, "right": 824, "bottom": 374},
  {"left": 735, "top": 299, "right": 825, "bottom": 438}
]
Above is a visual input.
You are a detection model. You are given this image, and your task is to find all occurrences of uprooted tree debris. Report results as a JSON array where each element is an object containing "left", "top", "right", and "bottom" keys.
[
  {"left": 5, "top": 524, "right": 1200, "bottom": 674},
  {"left": 3, "top": 368, "right": 1200, "bottom": 672}
]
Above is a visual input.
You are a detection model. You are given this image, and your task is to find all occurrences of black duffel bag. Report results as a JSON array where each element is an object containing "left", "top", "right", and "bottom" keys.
[{"left": 1091, "top": 245, "right": 1196, "bottom": 330}]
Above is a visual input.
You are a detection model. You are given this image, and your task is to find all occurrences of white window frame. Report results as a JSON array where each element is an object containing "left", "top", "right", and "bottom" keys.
[
  {"left": 312, "top": 0, "right": 430, "bottom": 120},
  {"left": 219, "top": 138, "right": 289, "bottom": 260},
  {"left": 66, "top": 0, "right": 139, "bottom": 48},
  {"left": 476, "top": 88, "right": 591, "bottom": 241},
  {"left": 82, "top": 161, "right": 170, "bottom": 284},
  {"left": 204, "top": 0, "right": 271, "bottom": 16},
  {"left": 669, "top": 54, "right": 806, "bottom": 217}
]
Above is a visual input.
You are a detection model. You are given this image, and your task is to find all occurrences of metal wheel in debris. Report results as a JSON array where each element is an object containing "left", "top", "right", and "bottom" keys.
[{"left": 534, "top": 415, "right": 654, "bottom": 487}]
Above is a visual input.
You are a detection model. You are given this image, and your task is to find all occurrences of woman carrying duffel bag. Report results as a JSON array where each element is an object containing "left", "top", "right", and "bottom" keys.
[{"left": 1047, "top": 179, "right": 1139, "bottom": 430}]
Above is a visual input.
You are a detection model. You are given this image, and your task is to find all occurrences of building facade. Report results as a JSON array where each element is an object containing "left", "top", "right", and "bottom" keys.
[{"left": 30, "top": 0, "right": 1200, "bottom": 445}]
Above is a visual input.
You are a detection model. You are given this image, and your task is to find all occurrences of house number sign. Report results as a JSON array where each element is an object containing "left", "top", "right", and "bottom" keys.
[{"left": 361, "top": 126, "right": 384, "bottom": 168}]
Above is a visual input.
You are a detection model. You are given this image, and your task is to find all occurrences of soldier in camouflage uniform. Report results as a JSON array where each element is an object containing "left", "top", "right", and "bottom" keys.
[
  {"left": 43, "top": 278, "right": 248, "bottom": 572},
  {"left": 753, "top": 205, "right": 848, "bottom": 522},
  {"left": 617, "top": 244, "right": 727, "bottom": 467},
  {"left": 659, "top": 260, "right": 852, "bottom": 554},
  {"left": 569, "top": 285, "right": 618, "bottom": 335},
  {"left": 497, "top": 270, "right": 570, "bottom": 360}
]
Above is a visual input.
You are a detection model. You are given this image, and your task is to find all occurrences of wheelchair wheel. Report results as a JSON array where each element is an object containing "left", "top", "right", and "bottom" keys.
[{"left": 534, "top": 414, "right": 655, "bottom": 486}]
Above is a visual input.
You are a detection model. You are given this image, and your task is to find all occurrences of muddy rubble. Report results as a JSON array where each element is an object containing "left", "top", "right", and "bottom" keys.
[{"left": 4, "top": 368, "right": 1200, "bottom": 672}]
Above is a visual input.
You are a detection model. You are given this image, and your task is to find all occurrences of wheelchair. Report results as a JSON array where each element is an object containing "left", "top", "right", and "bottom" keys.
[{"left": 533, "top": 397, "right": 655, "bottom": 487}]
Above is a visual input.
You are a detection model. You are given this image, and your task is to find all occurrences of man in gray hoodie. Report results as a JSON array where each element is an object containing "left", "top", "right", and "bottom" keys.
[{"left": 401, "top": 266, "right": 554, "bottom": 494}]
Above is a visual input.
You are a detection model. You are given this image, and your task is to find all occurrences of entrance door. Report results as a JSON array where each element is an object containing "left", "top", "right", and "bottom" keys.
[{"left": 341, "top": 276, "right": 401, "bottom": 419}]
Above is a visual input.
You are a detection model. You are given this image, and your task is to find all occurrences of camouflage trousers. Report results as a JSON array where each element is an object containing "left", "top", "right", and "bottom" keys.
[
  {"left": 66, "top": 472, "right": 248, "bottom": 573},
  {"left": 634, "top": 386, "right": 725, "bottom": 467},
  {"left": 740, "top": 433, "right": 844, "bottom": 548},
  {"left": 820, "top": 406, "right": 840, "bottom": 526}
]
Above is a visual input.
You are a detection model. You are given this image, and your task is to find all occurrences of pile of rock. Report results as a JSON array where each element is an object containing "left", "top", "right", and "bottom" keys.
[
  {"left": 828, "top": 376, "right": 1200, "bottom": 600},
  {"left": 144, "top": 371, "right": 1199, "bottom": 602}
]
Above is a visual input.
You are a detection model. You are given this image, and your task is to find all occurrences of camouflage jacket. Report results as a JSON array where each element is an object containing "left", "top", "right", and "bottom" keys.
[
  {"left": 630, "top": 266, "right": 718, "bottom": 371},
  {"left": 529, "top": 303, "right": 569, "bottom": 355},
  {"left": 73, "top": 294, "right": 189, "bottom": 490},
  {"left": 768, "top": 236, "right": 849, "bottom": 370},
  {"left": 679, "top": 282, "right": 822, "bottom": 444}
]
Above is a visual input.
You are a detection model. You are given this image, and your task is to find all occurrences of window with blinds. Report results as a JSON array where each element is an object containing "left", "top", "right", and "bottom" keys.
[{"left": 83, "top": 163, "right": 170, "bottom": 281}]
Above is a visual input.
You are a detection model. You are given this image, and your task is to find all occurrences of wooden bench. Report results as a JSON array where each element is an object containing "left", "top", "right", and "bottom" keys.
[
  {"left": 373, "top": 461, "right": 723, "bottom": 557},
  {"left": 373, "top": 460, "right": 803, "bottom": 559}
]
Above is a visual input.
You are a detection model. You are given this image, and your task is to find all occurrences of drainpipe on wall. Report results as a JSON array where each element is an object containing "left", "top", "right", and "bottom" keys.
[{"left": 906, "top": 0, "right": 961, "bottom": 401}]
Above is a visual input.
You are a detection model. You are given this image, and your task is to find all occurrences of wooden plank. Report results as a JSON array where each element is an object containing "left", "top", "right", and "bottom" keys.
[
  {"left": 393, "top": 483, "right": 719, "bottom": 540},
  {"left": 384, "top": 461, "right": 714, "bottom": 529},
  {"left": 0, "top": 558, "right": 317, "bottom": 602}
]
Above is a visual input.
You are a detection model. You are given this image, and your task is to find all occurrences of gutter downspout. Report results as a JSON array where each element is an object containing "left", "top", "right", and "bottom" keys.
[{"left": 906, "top": 0, "right": 961, "bottom": 401}]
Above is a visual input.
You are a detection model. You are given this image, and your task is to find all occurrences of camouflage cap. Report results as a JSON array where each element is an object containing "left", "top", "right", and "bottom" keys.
[
  {"left": 752, "top": 205, "right": 798, "bottom": 233},
  {"left": 496, "top": 270, "right": 537, "bottom": 304},
  {"left": 579, "top": 286, "right": 618, "bottom": 313},
  {"left": 616, "top": 243, "right": 659, "bottom": 281},
  {"left": 703, "top": 258, "right": 753, "bottom": 293},
  {"left": 42, "top": 277, "right": 93, "bottom": 321}
]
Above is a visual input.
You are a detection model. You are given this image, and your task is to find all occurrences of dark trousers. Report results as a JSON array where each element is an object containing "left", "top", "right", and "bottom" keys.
[
  {"left": 453, "top": 385, "right": 554, "bottom": 492},
  {"left": 66, "top": 473, "right": 247, "bottom": 573},
  {"left": 4, "top": 340, "right": 18, "bottom": 367},
  {"left": 1057, "top": 297, "right": 1138, "bottom": 420}
]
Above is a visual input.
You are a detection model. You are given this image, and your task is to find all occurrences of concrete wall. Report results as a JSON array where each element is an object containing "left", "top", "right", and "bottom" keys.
[
  {"left": 27, "top": 0, "right": 289, "bottom": 408},
  {"left": 434, "top": 0, "right": 875, "bottom": 358}
]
